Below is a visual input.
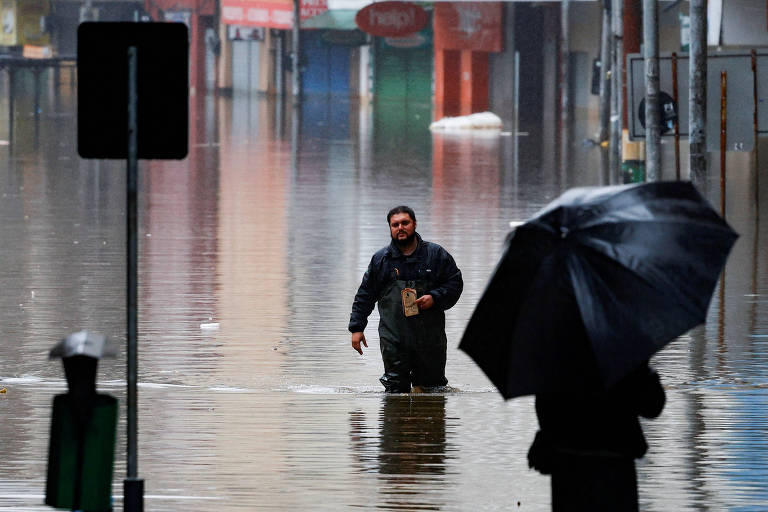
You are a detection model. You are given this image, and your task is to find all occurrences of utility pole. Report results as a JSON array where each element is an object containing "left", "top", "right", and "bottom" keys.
[
  {"left": 689, "top": 0, "right": 708, "bottom": 186},
  {"left": 560, "top": 0, "right": 570, "bottom": 174},
  {"left": 609, "top": 0, "right": 623, "bottom": 181},
  {"left": 598, "top": 0, "right": 612, "bottom": 144},
  {"left": 644, "top": 0, "right": 661, "bottom": 181}
]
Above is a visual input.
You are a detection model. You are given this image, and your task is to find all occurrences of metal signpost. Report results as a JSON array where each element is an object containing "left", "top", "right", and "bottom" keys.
[{"left": 78, "top": 22, "right": 188, "bottom": 512}]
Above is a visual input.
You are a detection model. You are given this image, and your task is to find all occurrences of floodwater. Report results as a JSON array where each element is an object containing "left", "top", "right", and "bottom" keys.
[{"left": 0, "top": 73, "right": 766, "bottom": 512}]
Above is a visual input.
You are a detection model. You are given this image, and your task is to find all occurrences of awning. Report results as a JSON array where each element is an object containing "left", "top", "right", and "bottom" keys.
[{"left": 301, "top": 9, "right": 358, "bottom": 29}]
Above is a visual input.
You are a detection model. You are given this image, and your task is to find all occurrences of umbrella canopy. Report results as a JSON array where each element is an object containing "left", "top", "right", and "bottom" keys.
[
  {"left": 49, "top": 330, "right": 117, "bottom": 360},
  {"left": 460, "top": 181, "right": 738, "bottom": 399}
]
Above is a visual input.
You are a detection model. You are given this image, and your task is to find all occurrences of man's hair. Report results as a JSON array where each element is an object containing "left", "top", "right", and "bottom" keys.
[{"left": 387, "top": 205, "right": 416, "bottom": 224}]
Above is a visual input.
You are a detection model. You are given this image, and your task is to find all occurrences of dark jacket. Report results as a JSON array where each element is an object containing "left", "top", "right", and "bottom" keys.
[
  {"left": 348, "top": 233, "right": 463, "bottom": 333},
  {"left": 528, "top": 363, "right": 666, "bottom": 474}
]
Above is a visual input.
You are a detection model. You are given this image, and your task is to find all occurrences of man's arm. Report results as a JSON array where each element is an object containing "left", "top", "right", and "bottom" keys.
[
  {"left": 349, "top": 257, "right": 379, "bottom": 354},
  {"left": 426, "top": 248, "right": 463, "bottom": 311}
]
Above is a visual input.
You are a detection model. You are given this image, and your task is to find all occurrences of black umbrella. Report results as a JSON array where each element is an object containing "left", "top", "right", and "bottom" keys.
[{"left": 460, "top": 181, "right": 738, "bottom": 399}]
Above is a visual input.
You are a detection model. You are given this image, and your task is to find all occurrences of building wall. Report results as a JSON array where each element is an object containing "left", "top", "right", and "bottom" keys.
[
  {"left": 489, "top": 3, "right": 515, "bottom": 130},
  {"left": 50, "top": 1, "right": 144, "bottom": 55},
  {"left": 722, "top": 0, "right": 768, "bottom": 46}
]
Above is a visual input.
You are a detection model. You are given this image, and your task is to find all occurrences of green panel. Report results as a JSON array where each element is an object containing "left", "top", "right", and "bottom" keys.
[
  {"left": 374, "top": 38, "right": 432, "bottom": 105},
  {"left": 406, "top": 46, "right": 433, "bottom": 103},
  {"left": 46, "top": 394, "right": 117, "bottom": 512},
  {"left": 375, "top": 42, "right": 407, "bottom": 100}
]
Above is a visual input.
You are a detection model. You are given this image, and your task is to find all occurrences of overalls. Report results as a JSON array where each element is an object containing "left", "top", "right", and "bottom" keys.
[{"left": 377, "top": 276, "right": 448, "bottom": 393}]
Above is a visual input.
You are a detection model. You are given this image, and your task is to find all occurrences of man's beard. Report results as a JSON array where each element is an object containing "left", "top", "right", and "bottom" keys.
[{"left": 393, "top": 232, "right": 416, "bottom": 248}]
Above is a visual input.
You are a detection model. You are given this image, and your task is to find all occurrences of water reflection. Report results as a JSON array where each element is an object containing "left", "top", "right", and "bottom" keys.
[
  {"left": 0, "top": 78, "right": 766, "bottom": 511},
  {"left": 350, "top": 394, "right": 452, "bottom": 511}
]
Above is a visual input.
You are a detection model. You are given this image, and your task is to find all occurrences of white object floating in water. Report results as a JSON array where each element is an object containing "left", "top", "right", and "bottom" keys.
[
  {"left": 200, "top": 322, "right": 220, "bottom": 330},
  {"left": 429, "top": 112, "right": 503, "bottom": 132}
]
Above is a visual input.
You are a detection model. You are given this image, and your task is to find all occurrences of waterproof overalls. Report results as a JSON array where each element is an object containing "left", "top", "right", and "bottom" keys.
[
  {"left": 349, "top": 233, "right": 463, "bottom": 393},
  {"left": 377, "top": 277, "right": 448, "bottom": 392}
]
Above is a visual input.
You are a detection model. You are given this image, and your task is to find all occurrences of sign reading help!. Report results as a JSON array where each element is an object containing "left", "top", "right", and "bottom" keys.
[{"left": 355, "top": 1, "right": 428, "bottom": 38}]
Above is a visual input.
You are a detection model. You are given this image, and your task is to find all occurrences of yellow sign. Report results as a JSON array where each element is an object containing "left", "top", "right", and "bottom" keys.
[
  {"left": 0, "top": 0, "right": 16, "bottom": 46},
  {"left": 18, "top": 0, "right": 49, "bottom": 46},
  {"left": 0, "top": 0, "right": 50, "bottom": 47}
]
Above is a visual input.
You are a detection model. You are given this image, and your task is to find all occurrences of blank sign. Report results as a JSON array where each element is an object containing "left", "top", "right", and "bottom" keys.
[{"left": 78, "top": 22, "right": 189, "bottom": 160}]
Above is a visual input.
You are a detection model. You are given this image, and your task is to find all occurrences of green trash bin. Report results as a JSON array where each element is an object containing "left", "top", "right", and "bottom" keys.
[
  {"left": 46, "top": 331, "right": 118, "bottom": 511},
  {"left": 45, "top": 393, "right": 117, "bottom": 511}
]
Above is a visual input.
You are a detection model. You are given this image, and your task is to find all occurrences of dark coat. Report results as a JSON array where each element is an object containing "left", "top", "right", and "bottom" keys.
[
  {"left": 528, "top": 363, "right": 666, "bottom": 474},
  {"left": 348, "top": 233, "right": 463, "bottom": 333}
]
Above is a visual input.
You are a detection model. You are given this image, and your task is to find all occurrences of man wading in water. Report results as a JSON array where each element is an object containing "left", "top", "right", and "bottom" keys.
[{"left": 348, "top": 206, "right": 463, "bottom": 392}]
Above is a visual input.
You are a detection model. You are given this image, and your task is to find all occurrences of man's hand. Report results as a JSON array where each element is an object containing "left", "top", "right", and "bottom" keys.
[
  {"left": 415, "top": 294, "right": 434, "bottom": 310},
  {"left": 351, "top": 331, "right": 367, "bottom": 355}
]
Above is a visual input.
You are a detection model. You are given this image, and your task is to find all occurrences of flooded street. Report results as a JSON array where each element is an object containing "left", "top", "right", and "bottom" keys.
[{"left": 0, "top": 77, "right": 766, "bottom": 511}]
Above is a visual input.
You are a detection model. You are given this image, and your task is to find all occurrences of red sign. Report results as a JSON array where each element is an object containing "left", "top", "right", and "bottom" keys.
[
  {"left": 221, "top": 0, "right": 327, "bottom": 29},
  {"left": 433, "top": 2, "right": 502, "bottom": 53},
  {"left": 355, "top": 2, "right": 428, "bottom": 38}
]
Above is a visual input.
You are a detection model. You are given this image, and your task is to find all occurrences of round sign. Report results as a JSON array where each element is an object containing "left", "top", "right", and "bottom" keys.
[
  {"left": 355, "top": 1, "right": 429, "bottom": 38},
  {"left": 638, "top": 91, "right": 677, "bottom": 134}
]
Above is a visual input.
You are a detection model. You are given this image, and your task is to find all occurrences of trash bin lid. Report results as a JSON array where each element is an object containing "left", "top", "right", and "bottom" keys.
[{"left": 49, "top": 331, "right": 117, "bottom": 360}]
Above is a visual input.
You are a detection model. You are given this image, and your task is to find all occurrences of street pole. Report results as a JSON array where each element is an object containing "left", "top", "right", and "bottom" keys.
[
  {"left": 644, "top": 0, "right": 661, "bottom": 181},
  {"left": 689, "top": 0, "right": 708, "bottom": 186},
  {"left": 125, "top": 46, "right": 144, "bottom": 512},
  {"left": 610, "top": 0, "right": 624, "bottom": 182},
  {"left": 560, "top": 0, "right": 570, "bottom": 174},
  {"left": 292, "top": 0, "right": 301, "bottom": 102},
  {"left": 598, "top": 0, "right": 612, "bottom": 144}
]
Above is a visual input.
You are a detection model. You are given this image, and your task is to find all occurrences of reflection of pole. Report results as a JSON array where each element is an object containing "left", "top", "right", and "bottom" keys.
[
  {"left": 718, "top": 271, "right": 725, "bottom": 354},
  {"left": 8, "top": 69, "right": 14, "bottom": 153},
  {"left": 610, "top": 0, "right": 623, "bottom": 181},
  {"left": 559, "top": 0, "right": 570, "bottom": 174},
  {"left": 752, "top": 49, "right": 759, "bottom": 216},
  {"left": 720, "top": 71, "right": 727, "bottom": 217},
  {"left": 290, "top": 104, "right": 300, "bottom": 185},
  {"left": 292, "top": 0, "right": 301, "bottom": 102},
  {"left": 33, "top": 68, "right": 42, "bottom": 149},
  {"left": 643, "top": 0, "right": 660, "bottom": 182},
  {"left": 598, "top": 2, "right": 612, "bottom": 144},
  {"left": 689, "top": 0, "right": 707, "bottom": 186},
  {"left": 275, "top": 32, "right": 283, "bottom": 96},
  {"left": 125, "top": 46, "right": 144, "bottom": 512},
  {"left": 672, "top": 52, "right": 681, "bottom": 180}
]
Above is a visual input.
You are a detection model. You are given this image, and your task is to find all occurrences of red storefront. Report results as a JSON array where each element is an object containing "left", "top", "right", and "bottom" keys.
[
  {"left": 433, "top": 2, "right": 503, "bottom": 120},
  {"left": 144, "top": 0, "right": 216, "bottom": 95}
]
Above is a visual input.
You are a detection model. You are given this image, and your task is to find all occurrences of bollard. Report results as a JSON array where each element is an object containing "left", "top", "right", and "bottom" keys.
[{"left": 45, "top": 331, "right": 117, "bottom": 512}]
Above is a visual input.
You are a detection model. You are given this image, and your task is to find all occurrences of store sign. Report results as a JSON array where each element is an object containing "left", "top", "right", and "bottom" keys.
[
  {"left": 0, "top": 0, "right": 50, "bottom": 46},
  {"left": 300, "top": 0, "right": 327, "bottom": 20},
  {"left": 221, "top": 0, "right": 327, "bottom": 29},
  {"left": 355, "top": 2, "right": 428, "bottom": 38},
  {"left": 321, "top": 29, "right": 366, "bottom": 47},
  {"left": 433, "top": 2, "right": 501, "bottom": 52}
]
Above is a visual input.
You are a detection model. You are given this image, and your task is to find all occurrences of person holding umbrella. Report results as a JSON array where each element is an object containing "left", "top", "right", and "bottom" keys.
[
  {"left": 349, "top": 206, "right": 463, "bottom": 392},
  {"left": 528, "top": 358, "right": 665, "bottom": 510},
  {"left": 460, "top": 182, "right": 738, "bottom": 510}
]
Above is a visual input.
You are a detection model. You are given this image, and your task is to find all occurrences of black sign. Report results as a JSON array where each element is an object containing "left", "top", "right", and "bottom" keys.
[
  {"left": 638, "top": 91, "right": 678, "bottom": 134},
  {"left": 78, "top": 22, "right": 188, "bottom": 159}
]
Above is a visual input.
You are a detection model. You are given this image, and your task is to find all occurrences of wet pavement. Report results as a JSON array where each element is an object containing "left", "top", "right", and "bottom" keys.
[{"left": 0, "top": 74, "right": 766, "bottom": 511}]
